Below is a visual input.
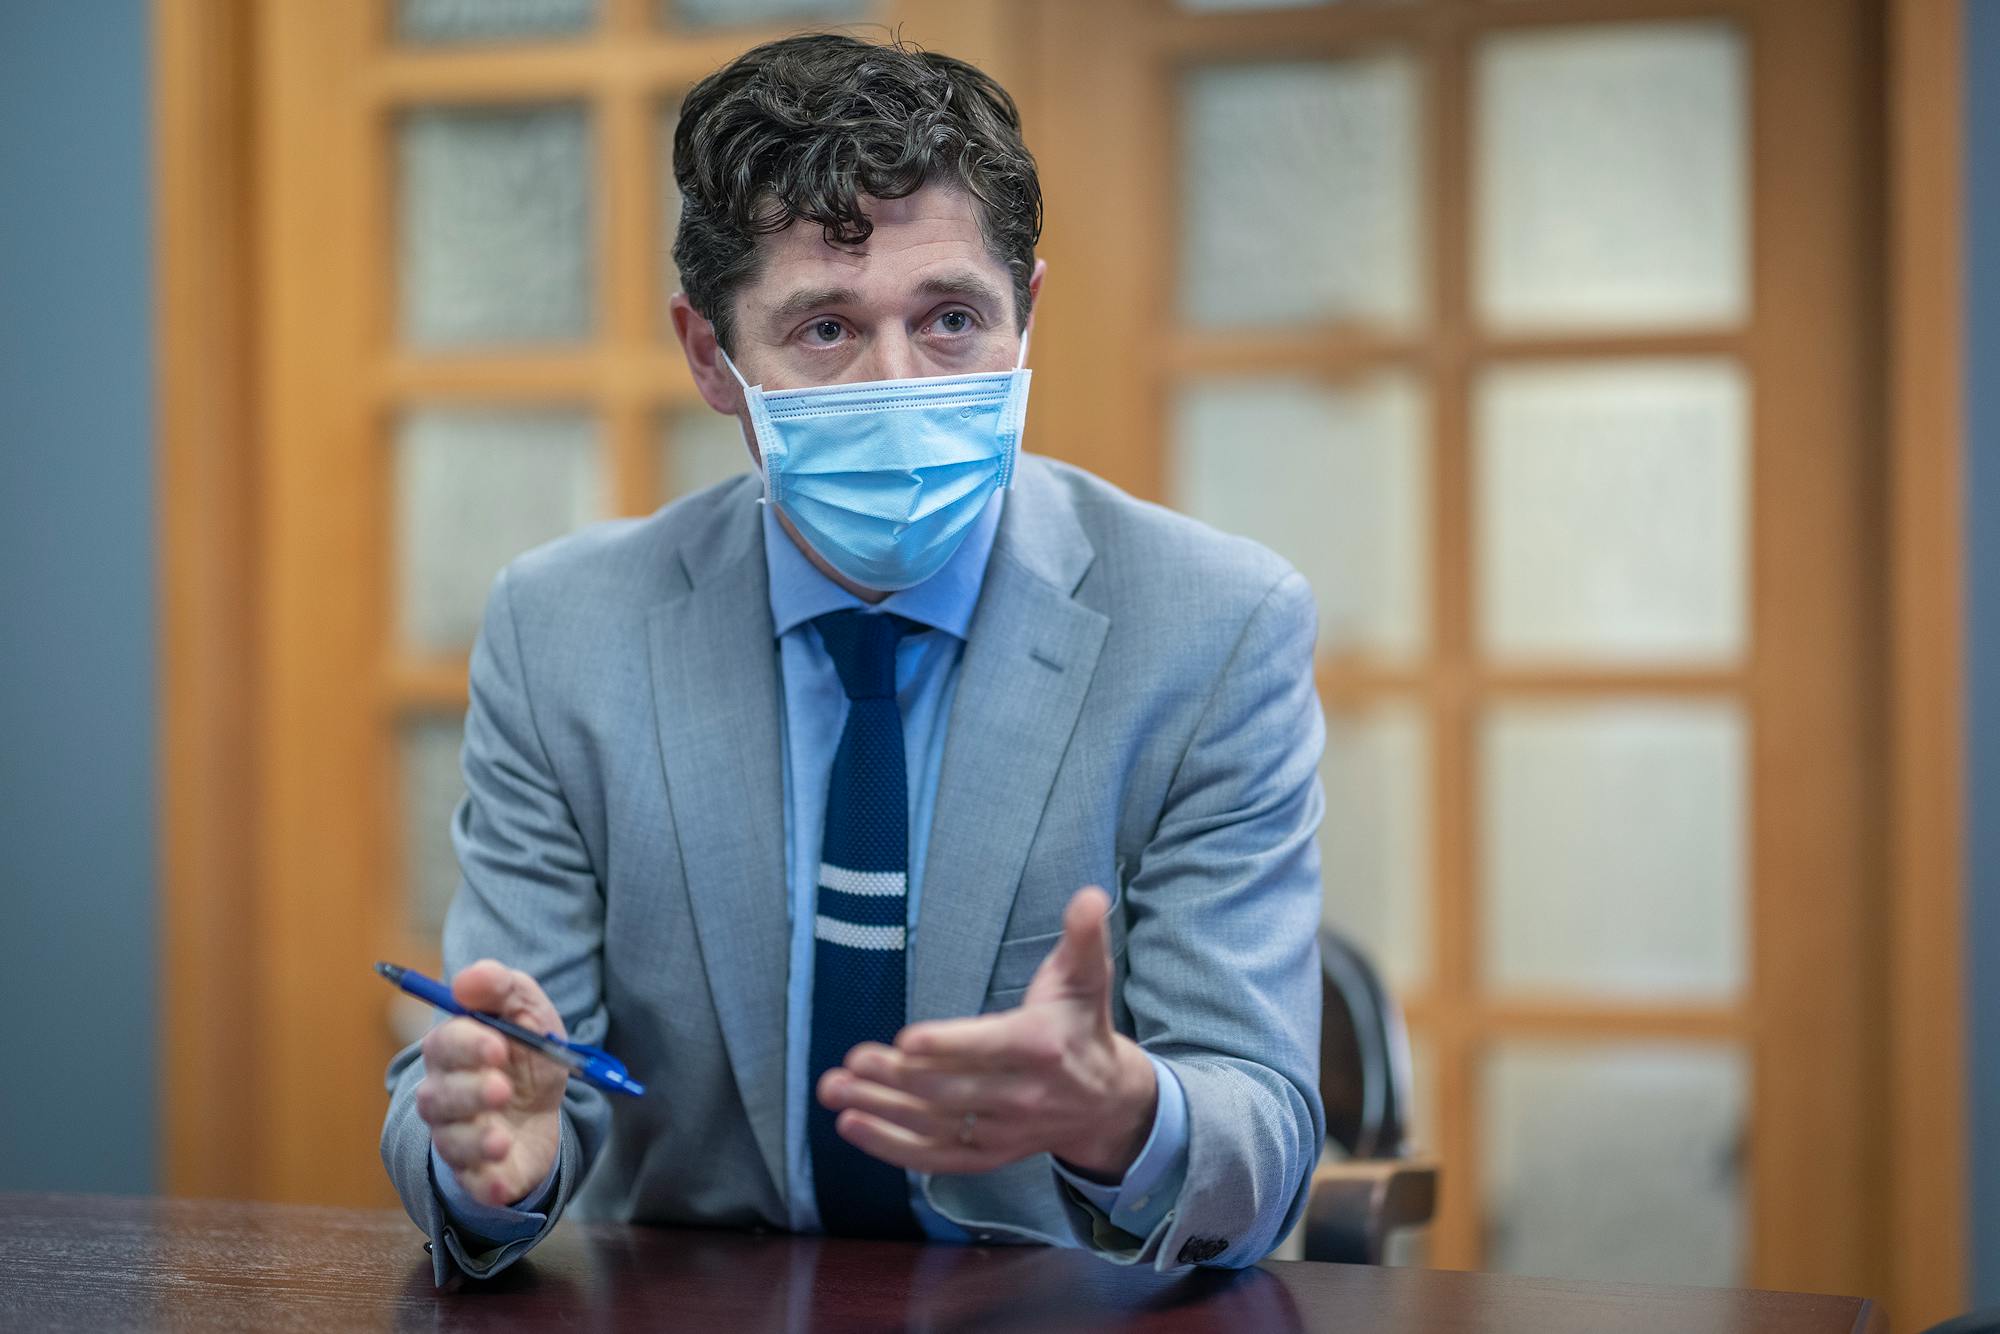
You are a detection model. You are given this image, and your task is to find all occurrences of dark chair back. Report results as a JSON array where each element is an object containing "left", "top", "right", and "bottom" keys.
[
  {"left": 1319, "top": 926, "right": 1414, "bottom": 1160},
  {"left": 1299, "top": 927, "right": 1437, "bottom": 1265}
]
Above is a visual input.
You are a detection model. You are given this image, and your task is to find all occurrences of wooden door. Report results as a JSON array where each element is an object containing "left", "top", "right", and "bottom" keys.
[
  {"left": 1031, "top": 0, "right": 1886, "bottom": 1303},
  {"left": 168, "top": 0, "right": 1024, "bottom": 1210}
]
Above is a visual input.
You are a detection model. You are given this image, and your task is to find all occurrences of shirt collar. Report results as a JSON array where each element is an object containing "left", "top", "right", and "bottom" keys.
[{"left": 762, "top": 490, "right": 1005, "bottom": 642}]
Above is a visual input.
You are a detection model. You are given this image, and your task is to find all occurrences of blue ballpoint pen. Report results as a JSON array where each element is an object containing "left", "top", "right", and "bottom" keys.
[{"left": 374, "top": 961, "right": 646, "bottom": 1098}]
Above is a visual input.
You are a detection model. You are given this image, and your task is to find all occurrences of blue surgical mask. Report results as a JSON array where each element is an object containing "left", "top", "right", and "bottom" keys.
[{"left": 721, "top": 337, "right": 1031, "bottom": 592}]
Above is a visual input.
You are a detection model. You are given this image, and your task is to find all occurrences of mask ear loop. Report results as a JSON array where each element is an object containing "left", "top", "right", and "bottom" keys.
[
  {"left": 718, "top": 345, "right": 754, "bottom": 393},
  {"left": 997, "top": 331, "right": 1034, "bottom": 490},
  {"left": 717, "top": 346, "right": 777, "bottom": 506}
]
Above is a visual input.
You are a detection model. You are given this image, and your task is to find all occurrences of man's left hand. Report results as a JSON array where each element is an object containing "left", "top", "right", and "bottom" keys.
[{"left": 816, "top": 886, "right": 1157, "bottom": 1181}]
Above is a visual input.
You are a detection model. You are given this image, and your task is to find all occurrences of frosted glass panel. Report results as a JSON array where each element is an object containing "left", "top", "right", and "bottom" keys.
[
  {"left": 396, "top": 407, "right": 602, "bottom": 652},
  {"left": 1485, "top": 1043, "right": 1746, "bottom": 1284},
  {"left": 1477, "top": 360, "right": 1748, "bottom": 663},
  {"left": 1476, "top": 22, "right": 1747, "bottom": 332},
  {"left": 399, "top": 104, "right": 592, "bottom": 347},
  {"left": 397, "top": 0, "right": 596, "bottom": 43},
  {"left": 660, "top": 405, "right": 752, "bottom": 502},
  {"left": 1171, "top": 375, "right": 1428, "bottom": 659},
  {"left": 1405, "top": 1033, "right": 1436, "bottom": 1152},
  {"left": 401, "top": 716, "right": 468, "bottom": 943},
  {"left": 1482, "top": 702, "right": 1745, "bottom": 999},
  {"left": 659, "top": 0, "right": 868, "bottom": 29},
  {"left": 1319, "top": 703, "right": 1429, "bottom": 989},
  {"left": 1180, "top": 56, "right": 1421, "bottom": 329}
]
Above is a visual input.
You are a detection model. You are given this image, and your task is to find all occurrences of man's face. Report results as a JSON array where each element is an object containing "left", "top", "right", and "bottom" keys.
[
  {"left": 722, "top": 182, "right": 1040, "bottom": 393},
  {"left": 667, "top": 181, "right": 1045, "bottom": 598}
]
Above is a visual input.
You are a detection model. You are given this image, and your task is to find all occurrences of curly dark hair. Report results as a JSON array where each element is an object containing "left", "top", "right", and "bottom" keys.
[{"left": 671, "top": 32, "right": 1043, "bottom": 355}]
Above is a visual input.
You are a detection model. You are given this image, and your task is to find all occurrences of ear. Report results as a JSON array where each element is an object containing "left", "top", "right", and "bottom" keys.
[
  {"left": 670, "top": 291, "right": 747, "bottom": 417},
  {"left": 669, "top": 292, "right": 763, "bottom": 471},
  {"left": 1018, "top": 257, "right": 1048, "bottom": 361}
]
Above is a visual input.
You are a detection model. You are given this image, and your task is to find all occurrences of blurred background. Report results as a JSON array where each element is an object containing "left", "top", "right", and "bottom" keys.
[{"left": 0, "top": 0, "right": 1992, "bottom": 1325}]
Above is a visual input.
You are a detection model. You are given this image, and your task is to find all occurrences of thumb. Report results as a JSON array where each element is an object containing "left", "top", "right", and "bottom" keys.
[
  {"left": 451, "top": 959, "right": 562, "bottom": 1036},
  {"left": 1028, "top": 887, "right": 1114, "bottom": 1004}
]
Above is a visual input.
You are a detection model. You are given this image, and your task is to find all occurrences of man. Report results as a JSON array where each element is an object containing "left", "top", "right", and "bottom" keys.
[{"left": 382, "top": 32, "right": 1325, "bottom": 1284}]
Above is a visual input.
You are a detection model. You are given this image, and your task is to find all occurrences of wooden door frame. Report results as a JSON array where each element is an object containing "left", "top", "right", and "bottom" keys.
[
  {"left": 157, "top": 0, "right": 263, "bottom": 1200},
  {"left": 1885, "top": 0, "right": 1969, "bottom": 1325},
  {"left": 160, "top": 0, "right": 385, "bottom": 1203},
  {"left": 155, "top": 0, "right": 1968, "bottom": 1316}
]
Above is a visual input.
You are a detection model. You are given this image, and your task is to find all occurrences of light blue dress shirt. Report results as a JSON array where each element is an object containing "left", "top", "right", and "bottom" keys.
[{"left": 434, "top": 489, "right": 1188, "bottom": 1249}]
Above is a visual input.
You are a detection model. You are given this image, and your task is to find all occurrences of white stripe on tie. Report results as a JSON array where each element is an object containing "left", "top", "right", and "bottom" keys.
[
  {"left": 814, "top": 915, "right": 905, "bottom": 951},
  {"left": 818, "top": 862, "right": 907, "bottom": 897}
]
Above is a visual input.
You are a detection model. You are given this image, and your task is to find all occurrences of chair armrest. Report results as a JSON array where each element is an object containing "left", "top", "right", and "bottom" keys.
[{"left": 1299, "top": 1157, "right": 1439, "bottom": 1265}]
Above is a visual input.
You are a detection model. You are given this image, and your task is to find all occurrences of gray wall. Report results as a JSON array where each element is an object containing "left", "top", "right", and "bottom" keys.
[
  {"left": 1968, "top": 0, "right": 2000, "bottom": 1306},
  {"left": 0, "top": 0, "right": 156, "bottom": 1192}
]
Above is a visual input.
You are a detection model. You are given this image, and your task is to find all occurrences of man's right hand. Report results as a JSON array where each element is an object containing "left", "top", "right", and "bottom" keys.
[{"left": 416, "top": 960, "right": 567, "bottom": 1208}]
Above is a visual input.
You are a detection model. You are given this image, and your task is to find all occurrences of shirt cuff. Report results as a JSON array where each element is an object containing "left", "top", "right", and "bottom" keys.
[
  {"left": 1051, "top": 1055, "right": 1190, "bottom": 1239},
  {"left": 430, "top": 1143, "right": 558, "bottom": 1247}
]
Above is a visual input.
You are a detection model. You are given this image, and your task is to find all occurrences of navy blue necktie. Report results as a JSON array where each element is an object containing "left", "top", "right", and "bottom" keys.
[{"left": 807, "top": 609, "right": 923, "bottom": 1239}]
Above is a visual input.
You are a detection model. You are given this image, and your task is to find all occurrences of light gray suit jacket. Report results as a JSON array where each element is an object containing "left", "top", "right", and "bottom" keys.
[{"left": 382, "top": 453, "right": 1327, "bottom": 1284}]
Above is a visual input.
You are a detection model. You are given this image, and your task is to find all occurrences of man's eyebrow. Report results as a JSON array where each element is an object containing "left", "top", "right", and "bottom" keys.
[
  {"left": 767, "top": 285, "right": 863, "bottom": 324},
  {"left": 916, "top": 272, "right": 1007, "bottom": 309},
  {"left": 763, "top": 273, "right": 1008, "bottom": 326}
]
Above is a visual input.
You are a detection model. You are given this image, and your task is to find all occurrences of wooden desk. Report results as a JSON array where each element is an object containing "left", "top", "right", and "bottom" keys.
[{"left": 0, "top": 1193, "right": 1885, "bottom": 1333}]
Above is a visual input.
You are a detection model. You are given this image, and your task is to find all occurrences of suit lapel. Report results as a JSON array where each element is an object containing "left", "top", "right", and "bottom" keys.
[
  {"left": 646, "top": 491, "right": 790, "bottom": 1200},
  {"left": 912, "top": 462, "right": 1109, "bottom": 1024}
]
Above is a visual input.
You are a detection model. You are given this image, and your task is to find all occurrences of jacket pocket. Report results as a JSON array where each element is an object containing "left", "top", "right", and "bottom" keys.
[{"left": 979, "top": 862, "right": 1128, "bottom": 1012}]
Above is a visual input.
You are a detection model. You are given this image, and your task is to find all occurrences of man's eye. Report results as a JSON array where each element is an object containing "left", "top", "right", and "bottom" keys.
[
  {"left": 808, "top": 319, "right": 844, "bottom": 344},
  {"left": 935, "top": 310, "right": 973, "bottom": 335}
]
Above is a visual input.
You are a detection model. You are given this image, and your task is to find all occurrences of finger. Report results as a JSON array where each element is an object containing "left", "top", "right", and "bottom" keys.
[
  {"left": 894, "top": 1011, "right": 1060, "bottom": 1069},
  {"left": 886, "top": 1066, "right": 1043, "bottom": 1114},
  {"left": 422, "top": 1016, "right": 508, "bottom": 1073},
  {"left": 451, "top": 960, "right": 564, "bottom": 1037},
  {"left": 431, "top": 1115, "right": 510, "bottom": 1172},
  {"left": 833, "top": 1109, "right": 1012, "bottom": 1177},
  {"left": 1034, "top": 887, "right": 1113, "bottom": 1001},
  {"left": 838, "top": 1043, "right": 1024, "bottom": 1107},
  {"left": 817, "top": 1070, "right": 956, "bottom": 1140},
  {"left": 415, "top": 1069, "right": 511, "bottom": 1126},
  {"left": 449, "top": 959, "right": 514, "bottom": 1011}
]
